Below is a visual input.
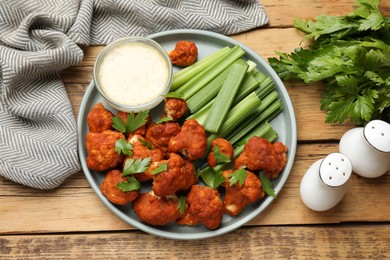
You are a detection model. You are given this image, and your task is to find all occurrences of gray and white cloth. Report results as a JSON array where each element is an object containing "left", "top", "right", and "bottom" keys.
[{"left": 0, "top": 0, "right": 268, "bottom": 189}]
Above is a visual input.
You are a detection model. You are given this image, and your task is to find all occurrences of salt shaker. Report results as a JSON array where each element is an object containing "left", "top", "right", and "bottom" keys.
[
  {"left": 300, "top": 153, "right": 352, "bottom": 211},
  {"left": 339, "top": 120, "right": 390, "bottom": 178}
]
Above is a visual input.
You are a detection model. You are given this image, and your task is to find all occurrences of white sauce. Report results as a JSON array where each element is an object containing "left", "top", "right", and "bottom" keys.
[{"left": 98, "top": 43, "right": 169, "bottom": 106}]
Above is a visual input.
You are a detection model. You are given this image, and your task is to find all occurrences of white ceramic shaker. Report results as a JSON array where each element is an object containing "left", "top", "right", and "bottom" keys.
[
  {"left": 339, "top": 120, "right": 390, "bottom": 178},
  {"left": 300, "top": 153, "right": 352, "bottom": 211}
]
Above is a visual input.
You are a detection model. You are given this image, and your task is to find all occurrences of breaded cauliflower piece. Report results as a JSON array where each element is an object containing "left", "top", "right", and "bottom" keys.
[
  {"left": 132, "top": 191, "right": 182, "bottom": 226},
  {"left": 151, "top": 153, "right": 187, "bottom": 197},
  {"left": 207, "top": 138, "right": 234, "bottom": 167},
  {"left": 86, "top": 130, "right": 125, "bottom": 171},
  {"left": 145, "top": 122, "right": 181, "bottom": 158},
  {"left": 177, "top": 185, "right": 224, "bottom": 230},
  {"left": 100, "top": 169, "right": 139, "bottom": 205},
  {"left": 123, "top": 135, "right": 164, "bottom": 182},
  {"left": 168, "top": 119, "right": 207, "bottom": 161},
  {"left": 168, "top": 40, "right": 198, "bottom": 67},
  {"left": 87, "top": 102, "right": 114, "bottom": 133},
  {"left": 164, "top": 97, "right": 187, "bottom": 121},
  {"left": 234, "top": 136, "right": 288, "bottom": 179},
  {"left": 222, "top": 169, "right": 265, "bottom": 216}
]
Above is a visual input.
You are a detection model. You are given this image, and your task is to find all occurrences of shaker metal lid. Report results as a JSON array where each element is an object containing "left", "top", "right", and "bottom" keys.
[
  {"left": 319, "top": 153, "right": 352, "bottom": 187},
  {"left": 363, "top": 120, "right": 390, "bottom": 153}
]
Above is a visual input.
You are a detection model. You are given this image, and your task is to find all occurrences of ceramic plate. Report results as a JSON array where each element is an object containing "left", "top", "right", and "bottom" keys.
[{"left": 78, "top": 29, "right": 297, "bottom": 240}]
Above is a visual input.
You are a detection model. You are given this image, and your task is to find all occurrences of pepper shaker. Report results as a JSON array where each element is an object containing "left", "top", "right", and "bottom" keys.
[
  {"left": 339, "top": 120, "right": 390, "bottom": 178},
  {"left": 300, "top": 153, "right": 352, "bottom": 211}
]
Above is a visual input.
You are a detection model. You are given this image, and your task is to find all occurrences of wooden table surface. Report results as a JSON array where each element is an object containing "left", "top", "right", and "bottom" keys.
[{"left": 1, "top": 1, "right": 390, "bottom": 259}]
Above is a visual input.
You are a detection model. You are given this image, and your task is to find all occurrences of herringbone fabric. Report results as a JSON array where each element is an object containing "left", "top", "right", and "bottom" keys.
[{"left": 0, "top": 0, "right": 268, "bottom": 189}]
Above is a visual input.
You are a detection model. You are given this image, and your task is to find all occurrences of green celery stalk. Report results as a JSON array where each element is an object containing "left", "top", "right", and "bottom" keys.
[
  {"left": 187, "top": 100, "right": 213, "bottom": 125},
  {"left": 204, "top": 59, "right": 249, "bottom": 133},
  {"left": 211, "top": 91, "right": 261, "bottom": 138},
  {"left": 185, "top": 63, "right": 231, "bottom": 114},
  {"left": 187, "top": 65, "right": 260, "bottom": 114},
  {"left": 170, "top": 46, "right": 231, "bottom": 91},
  {"left": 176, "top": 45, "right": 246, "bottom": 100},
  {"left": 226, "top": 91, "right": 280, "bottom": 142},
  {"left": 228, "top": 99, "right": 283, "bottom": 145},
  {"left": 231, "top": 73, "right": 260, "bottom": 106}
]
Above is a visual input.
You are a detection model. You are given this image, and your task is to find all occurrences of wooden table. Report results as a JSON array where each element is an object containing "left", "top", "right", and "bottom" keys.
[{"left": 1, "top": 1, "right": 390, "bottom": 259}]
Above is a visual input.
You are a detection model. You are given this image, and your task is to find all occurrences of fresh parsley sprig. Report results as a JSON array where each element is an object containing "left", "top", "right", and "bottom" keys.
[
  {"left": 115, "top": 139, "right": 133, "bottom": 156},
  {"left": 213, "top": 145, "right": 231, "bottom": 165},
  {"left": 122, "top": 158, "right": 151, "bottom": 176},
  {"left": 117, "top": 176, "right": 141, "bottom": 192},
  {"left": 228, "top": 168, "right": 247, "bottom": 186},
  {"left": 259, "top": 172, "right": 276, "bottom": 198},
  {"left": 112, "top": 111, "right": 149, "bottom": 134},
  {"left": 150, "top": 163, "right": 168, "bottom": 175},
  {"left": 268, "top": 0, "right": 390, "bottom": 125}
]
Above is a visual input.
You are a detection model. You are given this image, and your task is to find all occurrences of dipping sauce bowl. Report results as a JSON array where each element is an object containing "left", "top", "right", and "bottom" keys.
[{"left": 93, "top": 36, "right": 172, "bottom": 112}]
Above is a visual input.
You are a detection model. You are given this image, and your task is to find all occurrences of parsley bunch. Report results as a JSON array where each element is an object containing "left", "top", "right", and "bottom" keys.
[{"left": 269, "top": 0, "right": 390, "bottom": 125}]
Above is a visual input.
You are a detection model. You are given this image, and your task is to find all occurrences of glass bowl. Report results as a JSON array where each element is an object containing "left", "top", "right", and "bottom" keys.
[{"left": 93, "top": 36, "right": 172, "bottom": 112}]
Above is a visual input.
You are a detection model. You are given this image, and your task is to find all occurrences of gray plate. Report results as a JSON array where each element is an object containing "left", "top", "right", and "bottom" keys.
[{"left": 77, "top": 29, "right": 297, "bottom": 240}]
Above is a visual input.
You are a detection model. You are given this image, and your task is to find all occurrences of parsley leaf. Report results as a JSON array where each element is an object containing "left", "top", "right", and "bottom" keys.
[
  {"left": 178, "top": 196, "right": 186, "bottom": 215},
  {"left": 122, "top": 158, "right": 151, "bottom": 176},
  {"left": 228, "top": 168, "right": 247, "bottom": 186},
  {"left": 259, "top": 172, "right": 276, "bottom": 198},
  {"left": 213, "top": 145, "right": 231, "bottom": 164},
  {"left": 150, "top": 163, "right": 168, "bottom": 175},
  {"left": 126, "top": 111, "right": 149, "bottom": 133},
  {"left": 156, "top": 116, "right": 173, "bottom": 124},
  {"left": 137, "top": 138, "right": 153, "bottom": 150},
  {"left": 112, "top": 116, "right": 126, "bottom": 133},
  {"left": 115, "top": 139, "right": 133, "bottom": 156},
  {"left": 269, "top": 0, "right": 390, "bottom": 125},
  {"left": 117, "top": 176, "right": 141, "bottom": 192}
]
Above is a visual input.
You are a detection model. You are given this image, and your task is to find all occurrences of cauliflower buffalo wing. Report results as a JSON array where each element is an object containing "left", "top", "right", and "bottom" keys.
[
  {"left": 145, "top": 122, "right": 181, "bottom": 158},
  {"left": 164, "top": 97, "right": 187, "bottom": 121},
  {"left": 123, "top": 135, "right": 164, "bottom": 182},
  {"left": 86, "top": 130, "right": 125, "bottom": 171},
  {"left": 87, "top": 102, "right": 114, "bottom": 133},
  {"left": 177, "top": 185, "right": 224, "bottom": 230},
  {"left": 234, "top": 136, "right": 288, "bottom": 179},
  {"left": 150, "top": 153, "right": 189, "bottom": 197},
  {"left": 207, "top": 138, "right": 234, "bottom": 167},
  {"left": 168, "top": 40, "right": 198, "bottom": 67},
  {"left": 222, "top": 169, "right": 265, "bottom": 216},
  {"left": 168, "top": 119, "right": 207, "bottom": 161},
  {"left": 100, "top": 169, "right": 139, "bottom": 205},
  {"left": 132, "top": 192, "right": 182, "bottom": 226}
]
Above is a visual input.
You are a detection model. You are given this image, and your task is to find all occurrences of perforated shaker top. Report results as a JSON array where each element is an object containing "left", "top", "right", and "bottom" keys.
[
  {"left": 319, "top": 153, "right": 352, "bottom": 187},
  {"left": 363, "top": 120, "right": 390, "bottom": 153}
]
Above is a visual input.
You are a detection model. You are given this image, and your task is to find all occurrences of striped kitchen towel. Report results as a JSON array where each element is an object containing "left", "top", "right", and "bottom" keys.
[{"left": 0, "top": 0, "right": 268, "bottom": 189}]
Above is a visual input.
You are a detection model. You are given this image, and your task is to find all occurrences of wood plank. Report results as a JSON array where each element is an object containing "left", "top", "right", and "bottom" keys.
[
  {"left": 1, "top": 143, "right": 389, "bottom": 234},
  {"left": 1, "top": 225, "right": 390, "bottom": 259}
]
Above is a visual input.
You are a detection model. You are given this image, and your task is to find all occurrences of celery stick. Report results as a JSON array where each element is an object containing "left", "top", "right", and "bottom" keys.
[
  {"left": 187, "top": 100, "right": 213, "bottom": 126},
  {"left": 232, "top": 73, "right": 260, "bottom": 106},
  {"left": 215, "top": 92, "right": 261, "bottom": 138},
  {"left": 226, "top": 91, "right": 280, "bottom": 141},
  {"left": 204, "top": 59, "right": 248, "bottom": 133},
  {"left": 228, "top": 100, "right": 283, "bottom": 145},
  {"left": 176, "top": 45, "right": 246, "bottom": 100},
  {"left": 186, "top": 64, "right": 230, "bottom": 113},
  {"left": 170, "top": 46, "right": 231, "bottom": 91},
  {"left": 187, "top": 64, "right": 260, "bottom": 114}
]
